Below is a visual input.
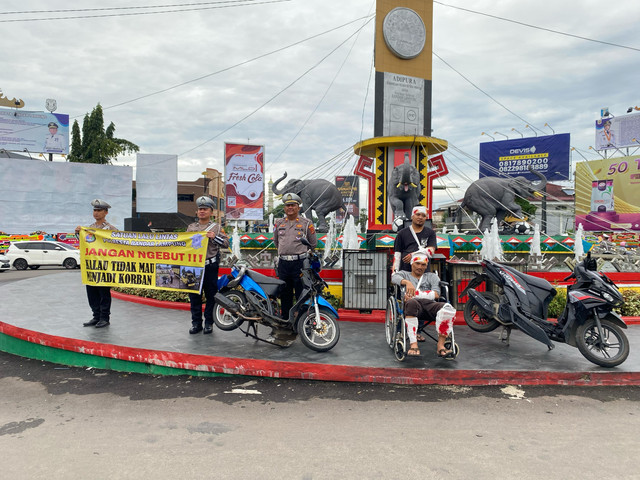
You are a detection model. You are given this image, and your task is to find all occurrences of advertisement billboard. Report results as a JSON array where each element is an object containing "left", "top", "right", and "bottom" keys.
[
  {"left": 224, "top": 143, "right": 264, "bottom": 221},
  {"left": 335, "top": 175, "right": 359, "bottom": 224},
  {"left": 575, "top": 155, "right": 640, "bottom": 231},
  {"left": 479, "top": 133, "right": 570, "bottom": 182},
  {"left": 594, "top": 113, "right": 640, "bottom": 151},
  {"left": 0, "top": 109, "right": 69, "bottom": 154}
]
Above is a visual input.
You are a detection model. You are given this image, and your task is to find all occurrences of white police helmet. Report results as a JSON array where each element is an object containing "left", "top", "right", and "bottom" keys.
[
  {"left": 282, "top": 193, "right": 302, "bottom": 205},
  {"left": 91, "top": 199, "right": 111, "bottom": 210},
  {"left": 196, "top": 196, "right": 215, "bottom": 209}
]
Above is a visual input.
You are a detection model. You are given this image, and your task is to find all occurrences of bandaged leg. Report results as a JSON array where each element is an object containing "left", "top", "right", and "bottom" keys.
[
  {"left": 435, "top": 303, "right": 456, "bottom": 337},
  {"left": 405, "top": 316, "right": 419, "bottom": 344}
]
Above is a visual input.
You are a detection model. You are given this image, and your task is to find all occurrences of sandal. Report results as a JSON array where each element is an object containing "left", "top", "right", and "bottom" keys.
[
  {"left": 407, "top": 347, "right": 421, "bottom": 356},
  {"left": 417, "top": 333, "right": 426, "bottom": 343},
  {"left": 438, "top": 348, "right": 455, "bottom": 360}
]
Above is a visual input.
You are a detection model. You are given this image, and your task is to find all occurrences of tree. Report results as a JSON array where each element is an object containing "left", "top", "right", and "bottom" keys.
[
  {"left": 69, "top": 104, "right": 139, "bottom": 164},
  {"left": 67, "top": 120, "right": 82, "bottom": 162}
]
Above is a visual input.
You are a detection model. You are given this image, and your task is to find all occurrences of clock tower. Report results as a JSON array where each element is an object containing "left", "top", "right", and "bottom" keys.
[{"left": 374, "top": 0, "right": 433, "bottom": 137}]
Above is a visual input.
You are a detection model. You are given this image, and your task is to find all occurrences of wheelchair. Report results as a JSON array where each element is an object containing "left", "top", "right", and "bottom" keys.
[{"left": 384, "top": 281, "right": 460, "bottom": 361}]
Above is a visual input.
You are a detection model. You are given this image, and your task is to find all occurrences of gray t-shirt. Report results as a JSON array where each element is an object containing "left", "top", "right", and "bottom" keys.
[{"left": 391, "top": 270, "right": 441, "bottom": 295}]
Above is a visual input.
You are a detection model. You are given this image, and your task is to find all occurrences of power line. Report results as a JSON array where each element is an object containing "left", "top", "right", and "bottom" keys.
[
  {"left": 0, "top": 0, "right": 291, "bottom": 23},
  {"left": 434, "top": 1, "right": 640, "bottom": 52}
]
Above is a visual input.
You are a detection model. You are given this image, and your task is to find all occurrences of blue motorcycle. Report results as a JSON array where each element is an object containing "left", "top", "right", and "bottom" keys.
[{"left": 213, "top": 241, "right": 340, "bottom": 352}]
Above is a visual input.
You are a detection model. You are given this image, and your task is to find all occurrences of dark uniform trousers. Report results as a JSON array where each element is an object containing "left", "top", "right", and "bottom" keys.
[
  {"left": 277, "top": 258, "right": 304, "bottom": 321},
  {"left": 188, "top": 261, "right": 219, "bottom": 327},
  {"left": 404, "top": 298, "right": 445, "bottom": 329},
  {"left": 86, "top": 285, "right": 112, "bottom": 322}
]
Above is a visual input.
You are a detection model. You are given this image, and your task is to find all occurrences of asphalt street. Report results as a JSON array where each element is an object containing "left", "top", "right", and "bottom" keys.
[{"left": 1, "top": 350, "right": 640, "bottom": 480}]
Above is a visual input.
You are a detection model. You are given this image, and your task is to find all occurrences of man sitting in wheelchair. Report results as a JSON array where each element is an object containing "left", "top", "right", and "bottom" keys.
[{"left": 391, "top": 251, "right": 457, "bottom": 358}]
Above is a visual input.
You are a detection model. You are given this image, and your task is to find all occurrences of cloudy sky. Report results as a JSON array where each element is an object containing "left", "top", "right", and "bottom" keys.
[{"left": 2, "top": 0, "right": 639, "bottom": 207}]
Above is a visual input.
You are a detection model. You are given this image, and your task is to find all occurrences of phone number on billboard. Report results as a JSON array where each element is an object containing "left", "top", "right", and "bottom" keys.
[{"left": 499, "top": 158, "right": 548, "bottom": 173}]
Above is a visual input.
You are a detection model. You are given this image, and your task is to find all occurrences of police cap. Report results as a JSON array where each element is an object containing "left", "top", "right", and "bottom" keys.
[
  {"left": 91, "top": 199, "right": 111, "bottom": 210},
  {"left": 282, "top": 193, "right": 302, "bottom": 205},
  {"left": 196, "top": 196, "right": 215, "bottom": 209},
  {"left": 48, "top": 122, "right": 58, "bottom": 129}
]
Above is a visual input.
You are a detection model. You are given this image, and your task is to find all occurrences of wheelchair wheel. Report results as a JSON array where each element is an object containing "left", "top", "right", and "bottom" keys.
[
  {"left": 443, "top": 338, "right": 460, "bottom": 359},
  {"left": 393, "top": 337, "right": 407, "bottom": 362},
  {"left": 385, "top": 297, "right": 397, "bottom": 348}
]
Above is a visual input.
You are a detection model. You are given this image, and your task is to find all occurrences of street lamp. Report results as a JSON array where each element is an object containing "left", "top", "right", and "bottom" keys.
[
  {"left": 494, "top": 131, "right": 508, "bottom": 140},
  {"left": 525, "top": 125, "right": 537, "bottom": 137},
  {"left": 511, "top": 128, "right": 524, "bottom": 138},
  {"left": 543, "top": 123, "right": 555, "bottom": 134},
  {"left": 481, "top": 132, "right": 495, "bottom": 141}
]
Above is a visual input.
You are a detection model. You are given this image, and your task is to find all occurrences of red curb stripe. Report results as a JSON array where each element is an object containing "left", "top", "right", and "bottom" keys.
[{"left": 1, "top": 321, "right": 639, "bottom": 386}]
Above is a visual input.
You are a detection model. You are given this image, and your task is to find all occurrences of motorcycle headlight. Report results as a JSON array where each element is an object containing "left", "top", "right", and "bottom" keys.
[{"left": 602, "top": 292, "right": 614, "bottom": 303}]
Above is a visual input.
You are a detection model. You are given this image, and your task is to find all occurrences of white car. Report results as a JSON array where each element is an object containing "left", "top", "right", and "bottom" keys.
[
  {"left": 0, "top": 255, "right": 10, "bottom": 272},
  {"left": 6, "top": 241, "right": 80, "bottom": 270}
]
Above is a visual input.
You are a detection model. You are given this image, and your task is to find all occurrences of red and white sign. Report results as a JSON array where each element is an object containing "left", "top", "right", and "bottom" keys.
[{"left": 224, "top": 143, "right": 265, "bottom": 220}]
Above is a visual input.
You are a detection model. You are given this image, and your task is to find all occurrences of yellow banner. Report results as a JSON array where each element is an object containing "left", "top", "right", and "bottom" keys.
[{"left": 79, "top": 229, "right": 209, "bottom": 293}]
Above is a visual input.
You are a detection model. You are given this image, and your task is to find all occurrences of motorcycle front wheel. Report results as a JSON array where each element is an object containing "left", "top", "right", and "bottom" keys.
[
  {"left": 463, "top": 291, "right": 501, "bottom": 332},
  {"left": 576, "top": 317, "right": 630, "bottom": 368},
  {"left": 297, "top": 308, "right": 340, "bottom": 352},
  {"left": 213, "top": 290, "right": 246, "bottom": 331}
]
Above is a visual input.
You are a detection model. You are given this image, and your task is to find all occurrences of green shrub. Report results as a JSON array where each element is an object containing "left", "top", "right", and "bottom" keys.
[
  {"left": 113, "top": 287, "right": 190, "bottom": 303},
  {"left": 620, "top": 289, "right": 640, "bottom": 316},
  {"left": 547, "top": 290, "right": 567, "bottom": 318}
]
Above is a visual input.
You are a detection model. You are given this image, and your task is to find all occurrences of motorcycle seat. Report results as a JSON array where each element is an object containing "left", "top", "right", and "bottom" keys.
[
  {"left": 506, "top": 265, "right": 555, "bottom": 292},
  {"left": 245, "top": 270, "right": 285, "bottom": 297}
]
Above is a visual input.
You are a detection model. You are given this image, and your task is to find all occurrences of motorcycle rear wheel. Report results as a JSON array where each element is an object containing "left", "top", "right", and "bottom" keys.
[
  {"left": 297, "top": 308, "right": 340, "bottom": 352},
  {"left": 576, "top": 317, "right": 629, "bottom": 368},
  {"left": 213, "top": 290, "right": 246, "bottom": 331},
  {"left": 463, "top": 292, "right": 501, "bottom": 332}
]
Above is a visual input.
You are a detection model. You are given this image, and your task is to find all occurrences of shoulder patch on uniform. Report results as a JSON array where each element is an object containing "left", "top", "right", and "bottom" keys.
[{"left": 308, "top": 224, "right": 315, "bottom": 234}]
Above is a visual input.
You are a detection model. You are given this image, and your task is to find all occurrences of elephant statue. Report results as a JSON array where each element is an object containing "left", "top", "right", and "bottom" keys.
[
  {"left": 387, "top": 160, "right": 421, "bottom": 230},
  {"left": 459, "top": 166, "right": 547, "bottom": 232},
  {"left": 272, "top": 172, "right": 346, "bottom": 232}
]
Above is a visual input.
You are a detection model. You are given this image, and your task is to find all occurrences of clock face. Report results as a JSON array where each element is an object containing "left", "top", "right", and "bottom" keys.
[{"left": 382, "top": 7, "right": 426, "bottom": 60}]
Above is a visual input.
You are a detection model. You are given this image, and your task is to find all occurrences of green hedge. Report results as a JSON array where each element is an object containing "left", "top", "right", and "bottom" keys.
[{"left": 113, "top": 287, "right": 344, "bottom": 311}]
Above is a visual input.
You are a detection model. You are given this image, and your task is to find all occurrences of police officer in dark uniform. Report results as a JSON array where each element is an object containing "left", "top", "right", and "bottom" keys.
[
  {"left": 186, "top": 196, "right": 229, "bottom": 334},
  {"left": 273, "top": 193, "right": 317, "bottom": 320},
  {"left": 75, "top": 199, "right": 117, "bottom": 328}
]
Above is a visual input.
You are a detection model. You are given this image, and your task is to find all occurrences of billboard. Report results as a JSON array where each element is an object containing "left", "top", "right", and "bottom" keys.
[
  {"left": 0, "top": 109, "right": 69, "bottom": 154},
  {"left": 335, "top": 175, "right": 359, "bottom": 224},
  {"left": 594, "top": 113, "right": 640, "bottom": 151},
  {"left": 479, "top": 133, "right": 570, "bottom": 182},
  {"left": 224, "top": 143, "right": 264, "bottom": 221},
  {"left": 575, "top": 155, "right": 640, "bottom": 231}
]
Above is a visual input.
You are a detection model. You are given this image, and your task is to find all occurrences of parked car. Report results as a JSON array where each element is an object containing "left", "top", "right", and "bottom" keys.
[
  {"left": 0, "top": 255, "right": 10, "bottom": 272},
  {"left": 5, "top": 241, "right": 80, "bottom": 270}
]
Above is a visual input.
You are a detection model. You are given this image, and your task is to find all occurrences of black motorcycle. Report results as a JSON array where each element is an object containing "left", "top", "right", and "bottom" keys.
[
  {"left": 213, "top": 240, "right": 340, "bottom": 352},
  {"left": 461, "top": 253, "right": 630, "bottom": 367}
]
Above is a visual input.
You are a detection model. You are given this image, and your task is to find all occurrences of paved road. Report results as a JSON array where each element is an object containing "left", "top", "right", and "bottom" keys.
[
  {"left": 1, "top": 351, "right": 639, "bottom": 479},
  {"left": 0, "top": 265, "right": 79, "bottom": 285}
]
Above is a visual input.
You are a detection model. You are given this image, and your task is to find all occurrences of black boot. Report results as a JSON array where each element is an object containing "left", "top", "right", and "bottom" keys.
[
  {"left": 83, "top": 318, "right": 100, "bottom": 327},
  {"left": 189, "top": 323, "right": 203, "bottom": 334}
]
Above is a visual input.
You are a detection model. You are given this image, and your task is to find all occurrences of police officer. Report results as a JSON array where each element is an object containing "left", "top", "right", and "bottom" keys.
[
  {"left": 273, "top": 193, "right": 317, "bottom": 320},
  {"left": 186, "top": 196, "right": 229, "bottom": 334},
  {"left": 44, "top": 122, "right": 66, "bottom": 153},
  {"left": 75, "top": 199, "right": 117, "bottom": 328}
]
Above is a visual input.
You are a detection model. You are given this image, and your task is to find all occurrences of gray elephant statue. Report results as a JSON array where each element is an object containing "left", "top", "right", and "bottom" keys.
[
  {"left": 459, "top": 166, "right": 547, "bottom": 232},
  {"left": 387, "top": 160, "right": 421, "bottom": 230},
  {"left": 272, "top": 172, "right": 346, "bottom": 232}
]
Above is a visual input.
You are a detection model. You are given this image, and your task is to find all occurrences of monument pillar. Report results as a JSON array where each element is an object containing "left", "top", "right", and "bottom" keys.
[{"left": 355, "top": 0, "right": 448, "bottom": 232}]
